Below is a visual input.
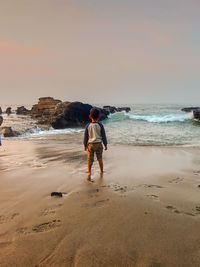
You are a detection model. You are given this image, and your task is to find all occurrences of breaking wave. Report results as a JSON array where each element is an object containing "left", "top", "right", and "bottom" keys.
[
  {"left": 109, "top": 111, "right": 193, "bottom": 123},
  {"left": 18, "top": 126, "right": 84, "bottom": 138}
]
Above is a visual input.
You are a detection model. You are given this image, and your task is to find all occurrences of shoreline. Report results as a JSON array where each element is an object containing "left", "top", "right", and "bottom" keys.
[{"left": 0, "top": 140, "right": 200, "bottom": 266}]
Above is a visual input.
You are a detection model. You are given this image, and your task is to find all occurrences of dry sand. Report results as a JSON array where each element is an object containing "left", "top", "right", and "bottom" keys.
[{"left": 0, "top": 140, "right": 200, "bottom": 266}]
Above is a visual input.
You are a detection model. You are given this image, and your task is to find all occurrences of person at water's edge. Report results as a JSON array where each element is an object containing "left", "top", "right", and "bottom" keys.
[{"left": 84, "top": 108, "right": 108, "bottom": 181}]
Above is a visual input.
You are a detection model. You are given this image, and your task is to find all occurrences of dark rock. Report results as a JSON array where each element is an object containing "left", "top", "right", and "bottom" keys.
[
  {"left": 0, "top": 107, "right": 2, "bottom": 114},
  {"left": 16, "top": 106, "right": 31, "bottom": 115},
  {"left": 0, "top": 116, "right": 3, "bottom": 126},
  {"left": 0, "top": 127, "right": 18, "bottom": 137},
  {"left": 54, "top": 101, "right": 71, "bottom": 116},
  {"left": 51, "top": 192, "right": 63, "bottom": 197},
  {"left": 197, "top": 185, "right": 200, "bottom": 188},
  {"left": 29, "top": 97, "right": 129, "bottom": 129},
  {"left": 181, "top": 107, "right": 200, "bottom": 112},
  {"left": 96, "top": 107, "right": 109, "bottom": 121},
  {"left": 52, "top": 102, "right": 94, "bottom": 129},
  {"left": 6, "top": 107, "right": 12, "bottom": 115},
  {"left": 117, "top": 107, "right": 131, "bottom": 112},
  {"left": 193, "top": 110, "right": 200, "bottom": 121},
  {"left": 103, "top": 105, "right": 131, "bottom": 113},
  {"left": 103, "top": 105, "right": 118, "bottom": 113}
]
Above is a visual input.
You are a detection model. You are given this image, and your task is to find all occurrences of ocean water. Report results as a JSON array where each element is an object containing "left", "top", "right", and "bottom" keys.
[{"left": 1, "top": 104, "right": 200, "bottom": 147}]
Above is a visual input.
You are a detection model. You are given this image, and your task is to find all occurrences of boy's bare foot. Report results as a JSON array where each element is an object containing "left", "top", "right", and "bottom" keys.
[
  {"left": 87, "top": 174, "right": 94, "bottom": 182},
  {"left": 100, "top": 172, "right": 104, "bottom": 178}
]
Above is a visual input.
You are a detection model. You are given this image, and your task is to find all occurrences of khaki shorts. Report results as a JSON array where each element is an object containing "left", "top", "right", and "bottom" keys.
[{"left": 87, "top": 143, "right": 103, "bottom": 165}]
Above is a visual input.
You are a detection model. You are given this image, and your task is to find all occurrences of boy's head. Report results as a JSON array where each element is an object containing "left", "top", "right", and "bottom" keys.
[{"left": 89, "top": 108, "right": 101, "bottom": 121}]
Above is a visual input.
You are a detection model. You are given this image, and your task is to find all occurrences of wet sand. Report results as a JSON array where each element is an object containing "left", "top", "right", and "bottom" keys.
[{"left": 0, "top": 140, "right": 200, "bottom": 266}]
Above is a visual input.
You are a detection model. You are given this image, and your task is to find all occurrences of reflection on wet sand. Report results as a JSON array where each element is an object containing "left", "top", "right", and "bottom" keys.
[{"left": 0, "top": 140, "right": 200, "bottom": 266}]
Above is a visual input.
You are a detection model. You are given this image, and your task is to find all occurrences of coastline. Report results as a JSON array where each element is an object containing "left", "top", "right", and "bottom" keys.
[{"left": 0, "top": 139, "right": 200, "bottom": 266}]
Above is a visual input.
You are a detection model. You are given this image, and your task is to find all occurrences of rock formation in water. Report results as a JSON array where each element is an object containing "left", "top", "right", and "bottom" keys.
[
  {"left": 0, "top": 127, "right": 18, "bottom": 137},
  {"left": 181, "top": 107, "right": 200, "bottom": 112},
  {"left": 181, "top": 107, "right": 200, "bottom": 121},
  {"left": 31, "top": 97, "right": 61, "bottom": 118},
  {"left": 16, "top": 106, "right": 31, "bottom": 115},
  {"left": 103, "top": 105, "right": 131, "bottom": 113},
  {"left": 51, "top": 102, "right": 109, "bottom": 129},
  {"left": 13, "top": 97, "right": 131, "bottom": 129},
  {"left": 6, "top": 107, "right": 12, "bottom": 115},
  {"left": 193, "top": 110, "right": 200, "bottom": 121},
  {"left": 29, "top": 97, "right": 109, "bottom": 128},
  {"left": 117, "top": 107, "right": 131, "bottom": 112},
  {"left": 103, "top": 106, "right": 118, "bottom": 113}
]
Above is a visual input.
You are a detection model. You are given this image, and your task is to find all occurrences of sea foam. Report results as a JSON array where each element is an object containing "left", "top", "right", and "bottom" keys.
[{"left": 109, "top": 111, "right": 192, "bottom": 123}]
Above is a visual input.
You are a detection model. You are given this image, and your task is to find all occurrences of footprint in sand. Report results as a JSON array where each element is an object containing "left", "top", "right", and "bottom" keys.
[
  {"left": 165, "top": 205, "right": 181, "bottom": 213},
  {"left": 87, "top": 188, "right": 100, "bottom": 198},
  {"left": 0, "top": 213, "right": 19, "bottom": 224},
  {"left": 16, "top": 219, "right": 61, "bottom": 235},
  {"left": 193, "top": 170, "right": 200, "bottom": 175},
  {"left": 16, "top": 227, "right": 31, "bottom": 235},
  {"left": 32, "top": 219, "right": 61, "bottom": 233},
  {"left": 40, "top": 208, "right": 56, "bottom": 216},
  {"left": 140, "top": 184, "right": 164, "bottom": 189},
  {"left": 193, "top": 206, "right": 200, "bottom": 215},
  {"left": 165, "top": 205, "right": 195, "bottom": 217},
  {"left": 102, "top": 183, "right": 133, "bottom": 193},
  {"left": 82, "top": 199, "right": 109, "bottom": 208},
  {"left": 168, "top": 177, "right": 184, "bottom": 184},
  {"left": 93, "top": 199, "right": 110, "bottom": 207},
  {"left": 146, "top": 194, "right": 159, "bottom": 201}
]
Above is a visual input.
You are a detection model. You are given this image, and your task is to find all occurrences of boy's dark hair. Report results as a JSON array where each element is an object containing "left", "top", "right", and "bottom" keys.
[{"left": 90, "top": 108, "right": 100, "bottom": 119}]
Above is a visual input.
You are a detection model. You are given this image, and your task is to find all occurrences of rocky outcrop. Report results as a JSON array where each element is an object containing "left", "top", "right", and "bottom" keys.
[
  {"left": 14, "top": 97, "right": 131, "bottom": 129},
  {"left": 103, "top": 105, "right": 131, "bottom": 113},
  {"left": 0, "top": 107, "right": 2, "bottom": 114},
  {"left": 193, "top": 110, "right": 200, "bottom": 121},
  {"left": 31, "top": 97, "right": 61, "bottom": 118},
  {"left": 117, "top": 107, "right": 131, "bottom": 112},
  {"left": 103, "top": 106, "right": 118, "bottom": 113},
  {"left": 54, "top": 101, "right": 71, "bottom": 116},
  {"left": 182, "top": 107, "right": 200, "bottom": 112},
  {"left": 0, "top": 116, "right": 3, "bottom": 126},
  {"left": 181, "top": 107, "right": 200, "bottom": 121},
  {"left": 51, "top": 102, "right": 94, "bottom": 129},
  {"left": 6, "top": 107, "right": 12, "bottom": 115},
  {"left": 51, "top": 102, "right": 110, "bottom": 129},
  {"left": 16, "top": 106, "right": 31, "bottom": 115},
  {"left": 0, "top": 127, "right": 18, "bottom": 137}
]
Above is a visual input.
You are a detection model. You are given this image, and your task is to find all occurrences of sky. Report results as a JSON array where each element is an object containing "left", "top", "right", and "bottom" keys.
[{"left": 0, "top": 0, "right": 200, "bottom": 105}]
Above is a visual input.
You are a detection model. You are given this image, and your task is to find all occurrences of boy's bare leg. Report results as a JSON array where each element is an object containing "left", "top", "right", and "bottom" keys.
[
  {"left": 88, "top": 163, "right": 92, "bottom": 180},
  {"left": 98, "top": 160, "right": 103, "bottom": 177}
]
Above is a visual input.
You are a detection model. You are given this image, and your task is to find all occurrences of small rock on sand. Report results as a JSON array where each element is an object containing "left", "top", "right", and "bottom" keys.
[{"left": 51, "top": 192, "right": 63, "bottom": 197}]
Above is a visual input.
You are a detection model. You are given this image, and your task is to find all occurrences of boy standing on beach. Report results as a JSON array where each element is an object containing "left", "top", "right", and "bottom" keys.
[{"left": 84, "top": 108, "right": 107, "bottom": 181}]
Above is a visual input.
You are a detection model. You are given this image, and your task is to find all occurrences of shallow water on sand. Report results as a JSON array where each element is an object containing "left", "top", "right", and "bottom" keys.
[{"left": 1, "top": 104, "right": 200, "bottom": 147}]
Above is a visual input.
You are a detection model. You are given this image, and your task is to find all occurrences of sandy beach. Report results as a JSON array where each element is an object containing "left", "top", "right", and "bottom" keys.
[{"left": 0, "top": 139, "right": 200, "bottom": 266}]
